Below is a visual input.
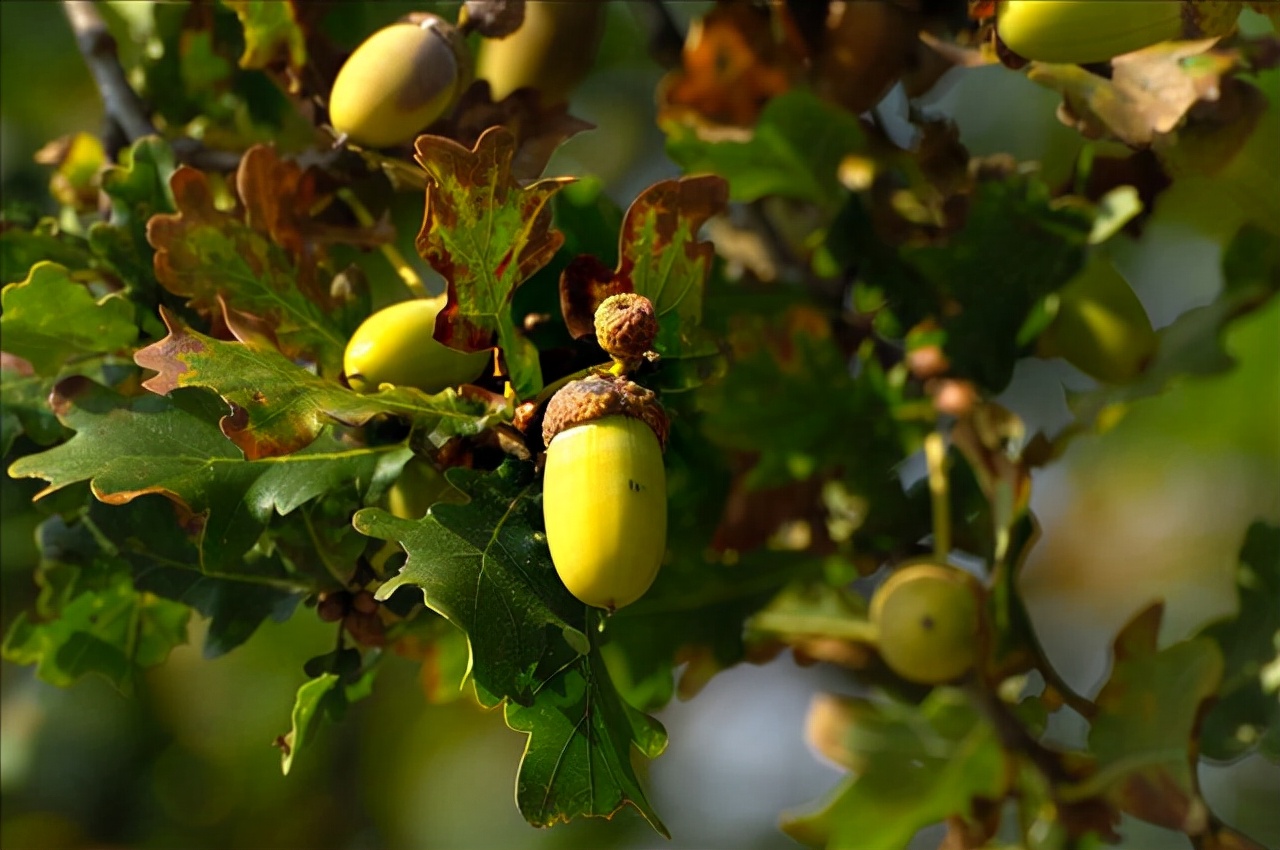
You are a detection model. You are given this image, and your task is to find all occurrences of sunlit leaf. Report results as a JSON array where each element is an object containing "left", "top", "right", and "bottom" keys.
[
  {"left": 664, "top": 90, "right": 864, "bottom": 211},
  {"left": 135, "top": 308, "right": 505, "bottom": 459},
  {"left": 781, "top": 688, "right": 1008, "bottom": 850},
  {"left": 1082, "top": 603, "right": 1224, "bottom": 832},
  {"left": 0, "top": 262, "right": 138, "bottom": 376},
  {"left": 223, "top": 0, "right": 307, "bottom": 78},
  {"left": 413, "top": 126, "right": 575, "bottom": 399}
]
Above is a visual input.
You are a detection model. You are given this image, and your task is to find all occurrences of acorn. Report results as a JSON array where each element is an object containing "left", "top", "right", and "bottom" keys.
[
  {"left": 474, "top": 1, "right": 606, "bottom": 104},
  {"left": 869, "top": 562, "right": 984, "bottom": 685},
  {"left": 343, "top": 296, "right": 490, "bottom": 394},
  {"left": 595, "top": 292, "right": 658, "bottom": 367},
  {"left": 329, "top": 16, "right": 471, "bottom": 148},
  {"left": 996, "top": 1, "right": 1241, "bottom": 66},
  {"left": 541, "top": 374, "right": 668, "bottom": 612}
]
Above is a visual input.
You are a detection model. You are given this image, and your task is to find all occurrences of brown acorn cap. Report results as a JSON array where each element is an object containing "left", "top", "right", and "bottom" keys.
[
  {"left": 542, "top": 374, "right": 668, "bottom": 451},
  {"left": 595, "top": 293, "right": 658, "bottom": 361}
]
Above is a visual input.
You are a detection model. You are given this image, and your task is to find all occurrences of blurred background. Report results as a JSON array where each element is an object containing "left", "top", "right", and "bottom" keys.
[{"left": 2, "top": 3, "right": 1277, "bottom": 849}]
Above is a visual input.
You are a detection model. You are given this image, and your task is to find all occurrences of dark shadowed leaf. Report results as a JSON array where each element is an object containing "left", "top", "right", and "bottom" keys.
[
  {"left": 1197, "top": 521, "right": 1280, "bottom": 762},
  {"left": 7, "top": 378, "right": 409, "bottom": 573}
]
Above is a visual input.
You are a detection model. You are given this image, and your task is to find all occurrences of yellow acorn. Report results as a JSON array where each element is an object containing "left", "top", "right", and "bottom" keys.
[
  {"left": 329, "top": 16, "right": 470, "bottom": 148},
  {"left": 475, "top": 1, "right": 606, "bottom": 103},
  {"left": 541, "top": 374, "right": 668, "bottom": 612},
  {"left": 343, "top": 297, "right": 490, "bottom": 394},
  {"left": 869, "top": 562, "right": 984, "bottom": 685},
  {"left": 996, "top": 1, "right": 1241, "bottom": 65}
]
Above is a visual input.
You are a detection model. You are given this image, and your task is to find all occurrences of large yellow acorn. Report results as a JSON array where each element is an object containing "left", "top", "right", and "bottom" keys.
[
  {"left": 329, "top": 16, "right": 469, "bottom": 148},
  {"left": 869, "top": 562, "right": 984, "bottom": 685},
  {"left": 996, "top": 1, "right": 1241, "bottom": 65},
  {"left": 541, "top": 367, "right": 668, "bottom": 612},
  {"left": 343, "top": 297, "right": 490, "bottom": 394},
  {"left": 475, "top": 1, "right": 607, "bottom": 103}
]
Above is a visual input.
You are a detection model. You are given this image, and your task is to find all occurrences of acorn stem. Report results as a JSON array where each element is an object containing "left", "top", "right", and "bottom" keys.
[
  {"left": 337, "top": 187, "right": 427, "bottom": 298},
  {"left": 924, "top": 431, "right": 951, "bottom": 560}
]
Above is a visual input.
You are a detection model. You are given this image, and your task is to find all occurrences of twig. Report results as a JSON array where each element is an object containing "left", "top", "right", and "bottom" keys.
[
  {"left": 335, "top": 188, "right": 427, "bottom": 298},
  {"left": 63, "top": 1, "right": 156, "bottom": 141},
  {"left": 64, "top": 0, "right": 243, "bottom": 173}
]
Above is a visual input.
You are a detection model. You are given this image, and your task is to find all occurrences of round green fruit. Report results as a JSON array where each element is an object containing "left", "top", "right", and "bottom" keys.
[
  {"left": 870, "top": 562, "right": 983, "bottom": 685},
  {"left": 475, "top": 1, "right": 606, "bottom": 103},
  {"left": 344, "top": 297, "right": 490, "bottom": 394},
  {"left": 542, "top": 415, "right": 667, "bottom": 612},
  {"left": 329, "top": 17, "right": 468, "bottom": 148},
  {"left": 1038, "top": 254, "right": 1156, "bottom": 384},
  {"left": 996, "top": 1, "right": 1240, "bottom": 65}
]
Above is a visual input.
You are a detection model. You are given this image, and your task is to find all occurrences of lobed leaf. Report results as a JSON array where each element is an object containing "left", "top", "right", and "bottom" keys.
[
  {"left": 506, "top": 647, "right": 669, "bottom": 837},
  {"left": 663, "top": 90, "right": 864, "bottom": 211},
  {"left": 558, "top": 175, "right": 728, "bottom": 361},
  {"left": 0, "top": 262, "right": 139, "bottom": 376},
  {"left": 356, "top": 462, "right": 585, "bottom": 708},
  {"left": 222, "top": 0, "right": 307, "bottom": 78},
  {"left": 1082, "top": 603, "right": 1224, "bottom": 834},
  {"left": 781, "top": 688, "right": 1008, "bottom": 850},
  {"left": 135, "top": 307, "right": 505, "bottom": 459},
  {"left": 413, "top": 126, "right": 575, "bottom": 399},
  {"left": 145, "top": 146, "right": 379, "bottom": 375},
  {"left": 8, "top": 377, "right": 409, "bottom": 573}
]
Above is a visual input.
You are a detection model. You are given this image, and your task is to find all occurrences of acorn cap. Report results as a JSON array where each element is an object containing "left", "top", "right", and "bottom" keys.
[
  {"left": 595, "top": 293, "right": 658, "bottom": 360},
  {"left": 542, "top": 374, "right": 668, "bottom": 451}
]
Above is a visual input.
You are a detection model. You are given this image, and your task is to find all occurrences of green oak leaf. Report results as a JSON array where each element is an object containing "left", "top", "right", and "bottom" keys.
[
  {"left": 145, "top": 154, "right": 347, "bottom": 374},
  {"left": 135, "top": 307, "right": 506, "bottom": 459},
  {"left": 8, "top": 377, "right": 410, "bottom": 574},
  {"left": 2, "top": 565, "right": 189, "bottom": 694},
  {"left": 1080, "top": 602, "right": 1224, "bottom": 832},
  {"left": 0, "top": 217, "right": 94, "bottom": 284},
  {"left": 663, "top": 90, "right": 866, "bottom": 212},
  {"left": 781, "top": 688, "right": 1008, "bottom": 850},
  {"left": 0, "top": 262, "right": 139, "bottom": 375},
  {"left": 87, "top": 136, "right": 176, "bottom": 298},
  {"left": 279, "top": 673, "right": 338, "bottom": 776},
  {"left": 558, "top": 175, "right": 728, "bottom": 362},
  {"left": 76, "top": 496, "right": 301, "bottom": 658},
  {"left": 506, "top": 646, "right": 669, "bottom": 837},
  {"left": 356, "top": 462, "right": 588, "bottom": 708},
  {"left": 222, "top": 0, "right": 307, "bottom": 74},
  {"left": 1, "top": 359, "right": 66, "bottom": 457},
  {"left": 413, "top": 126, "right": 575, "bottom": 399},
  {"left": 1197, "top": 521, "right": 1280, "bottom": 761}
]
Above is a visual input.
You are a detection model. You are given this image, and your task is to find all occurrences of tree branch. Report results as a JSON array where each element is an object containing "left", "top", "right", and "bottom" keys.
[
  {"left": 63, "top": 1, "right": 156, "bottom": 141},
  {"left": 63, "top": 0, "right": 243, "bottom": 172}
]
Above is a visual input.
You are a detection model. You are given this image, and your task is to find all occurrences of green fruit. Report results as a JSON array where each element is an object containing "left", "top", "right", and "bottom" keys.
[
  {"left": 870, "top": 562, "right": 982, "bottom": 685},
  {"left": 388, "top": 457, "right": 463, "bottom": 520},
  {"left": 996, "top": 1, "right": 1240, "bottom": 65},
  {"left": 1038, "top": 254, "right": 1156, "bottom": 384},
  {"left": 330, "top": 18, "right": 468, "bottom": 147},
  {"left": 475, "top": 1, "right": 606, "bottom": 103},
  {"left": 344, "top": 297, "right": 490, "bottom": 394},
  {"left": 542, "top": 415, "right": 667, "bottom": 612}
]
